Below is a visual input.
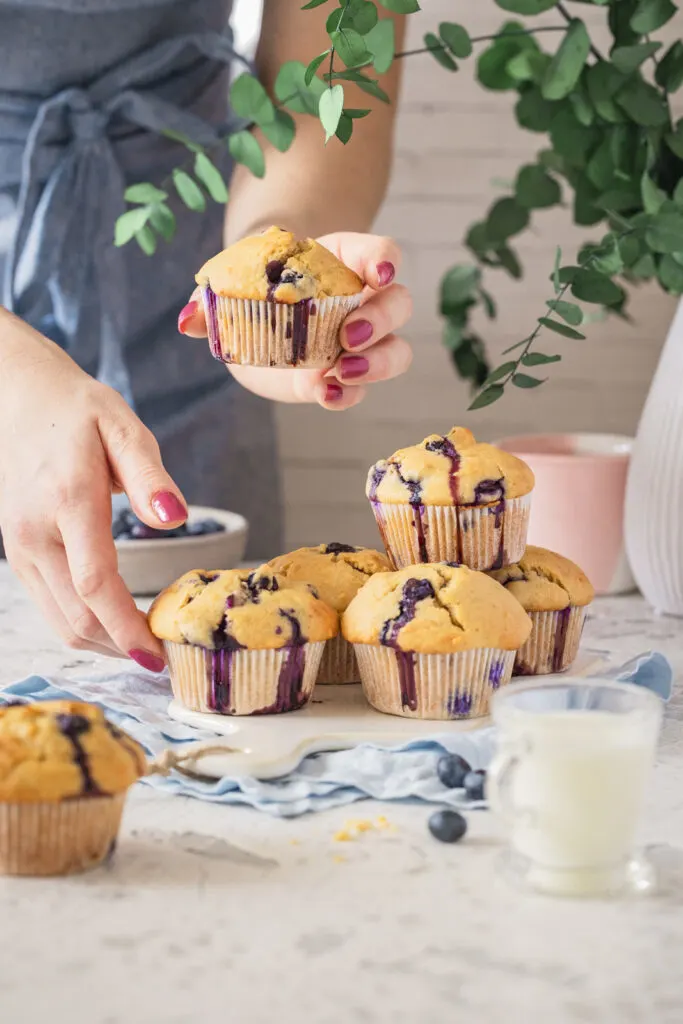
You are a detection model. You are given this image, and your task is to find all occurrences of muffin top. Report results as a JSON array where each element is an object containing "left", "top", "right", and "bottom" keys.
[
  {"left": 267, "top": 543, "right": 392, "bottom": 614},
  {"left": 196, "top": 226, "right": 364, "bottom": 303},
  {"left": 489, "top": 546, "right": 595, "bottom": 612},
  {"left": 366, "top": 426, "right": 534, "bottom": 507},
  {"left": 342, "top": 563, "right": 532, "bottom": 653},
  {"left": 0, "top": 701, "right": 146, "bottom": 802},
  {"left": 148, "top": 567, "right": 338, "bottom": 650}
]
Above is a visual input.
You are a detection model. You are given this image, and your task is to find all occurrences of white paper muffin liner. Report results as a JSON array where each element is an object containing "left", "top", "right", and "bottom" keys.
[
  {"left": 317, "top": 634, "right": 359, "bottom": 685},
  {"left": 164, "top": 640, "right": 325, "bottom": 715},
  {"left": 0, "top": 794, "right": 126, "bottom": 877},
  {"left": 515, "top": 606, "right": 587, "bottom": 676},
  {"left": 370, "top": 493, "right": 532, "bottom": 571},
  {"left": 353, "top": 644, "right": 516, "bottom": 720},
  {"left": 202, "top": 287, "right": 362, "bottom": 369}
]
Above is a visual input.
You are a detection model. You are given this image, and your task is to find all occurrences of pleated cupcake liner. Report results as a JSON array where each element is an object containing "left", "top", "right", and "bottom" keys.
[
  {"left": 370, "top": 493, "right": 532, "bottom": 571},
  {"left": 515, "top": 606, "right": 587, "bottom": 676},
  {"left": 317, "top": 634, "right": 359, "bottom": 685},
  {"left": 164, "top": 640, "right": 325, "bottom": 716},
  {"left": 352, "top": 644, "right": 516, "bottom": 720},
  {"left": 201, "top": 287, "right": 362, "bottom": 369},
  {"left": 0, "top": 793, "right": 126, "bottom": 877}
]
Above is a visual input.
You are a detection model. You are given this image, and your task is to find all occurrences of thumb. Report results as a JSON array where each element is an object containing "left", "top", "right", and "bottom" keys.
[{"left": 100, "top": 401, "right": 188, "bottom": 527}]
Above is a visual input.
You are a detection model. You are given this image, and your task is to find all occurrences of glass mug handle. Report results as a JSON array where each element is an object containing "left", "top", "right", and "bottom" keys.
[{"left": 487, "top": 738, "right": 529, "bottom": 827}]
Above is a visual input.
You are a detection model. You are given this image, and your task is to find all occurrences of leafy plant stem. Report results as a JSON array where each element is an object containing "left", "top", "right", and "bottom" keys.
[
  {"left": 556, "top": 0, "right": 603, "bottom": 62},
  {"left": 394, "top": 26, "right": 568, "bottom": 60}
]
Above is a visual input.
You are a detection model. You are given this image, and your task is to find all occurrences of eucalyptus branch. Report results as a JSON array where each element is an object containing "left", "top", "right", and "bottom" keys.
[
  {"left": 395, "top": 26, "right": 568, "bottom": 60},
  {"left": 556, "top": 0, "right": 603, "bottom": 62}
]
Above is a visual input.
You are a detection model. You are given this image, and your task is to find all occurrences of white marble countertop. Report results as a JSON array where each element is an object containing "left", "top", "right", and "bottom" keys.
[{"left": 1, "top": 562, "right": 683, "bottom": 1024}]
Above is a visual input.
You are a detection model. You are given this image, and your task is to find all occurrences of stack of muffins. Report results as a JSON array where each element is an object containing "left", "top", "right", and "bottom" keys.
[{"left": 150, "top": 226, "right": 595, "bottom": 722}]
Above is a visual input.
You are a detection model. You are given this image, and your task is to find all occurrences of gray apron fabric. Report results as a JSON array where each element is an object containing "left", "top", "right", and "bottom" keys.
[{"left": 0, "top": 0, "right": 282, "bottom": 559}]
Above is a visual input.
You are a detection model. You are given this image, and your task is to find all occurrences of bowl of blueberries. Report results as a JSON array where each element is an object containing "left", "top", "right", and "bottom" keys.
[{"left": 113, "top": 505, "right": 248, "bottom": 596}]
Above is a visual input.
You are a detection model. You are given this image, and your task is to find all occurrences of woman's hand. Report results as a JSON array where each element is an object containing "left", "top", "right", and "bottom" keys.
[
  {"left": 178, "top": 233, "right": 413, "bottom": 410},
  {"left": 0, "top": 311, "right": 186, "bottom": 667}
]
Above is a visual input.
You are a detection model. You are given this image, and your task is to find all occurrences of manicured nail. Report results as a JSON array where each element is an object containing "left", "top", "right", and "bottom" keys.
[
  {"left": 377, "top": 262, "right": 395, "bottom": 287},
  {"left": 178, "top": 301, "right": 198, "bottom": 334},
  {"left": 340, "top": 355, "right": 370, "bottom": 380},
  {"left": 325, "top": 383, "right": 344, "bottom": 403},
  {"left": 129, "top": 649, "right": 165, "bottom": 674},
  {"left": 151, "top": 491, "right": 187, "bottom": 524},
  {"left": 345, "top": 319, "right": 373, "bottom": 348}
]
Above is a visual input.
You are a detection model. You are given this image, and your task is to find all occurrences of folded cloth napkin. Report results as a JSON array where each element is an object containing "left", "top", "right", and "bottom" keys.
[{"left": 0, "top": 651, "right": 672, "bottom": 818}]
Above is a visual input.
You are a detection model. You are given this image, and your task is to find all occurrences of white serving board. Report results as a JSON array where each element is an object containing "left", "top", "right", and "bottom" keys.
[{"left": 166, "top": 649, "right": 607, "bottom": 780}]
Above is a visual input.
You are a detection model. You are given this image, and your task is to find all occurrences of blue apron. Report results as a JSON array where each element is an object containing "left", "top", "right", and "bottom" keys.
[{"left": 0, "top": 0, "right": 282, "bottom": 558}]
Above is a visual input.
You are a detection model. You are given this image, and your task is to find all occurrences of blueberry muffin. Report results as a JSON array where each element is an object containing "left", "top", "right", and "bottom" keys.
[
  {"left": 0, "top": 701, "right": 146, "bottom": 876},
  {"left": 489, "top": 546, "right": 594, "bottom": 675},
  {"left": 267, "top": 543, "right": 391, "bottom": 684},
  {"left": 342, "top": 563, "right": 531, "bottom": 719},
  {"left": 367, "top": 426, "right": 534, "bottom": 571},
  {"left": 196, "top": 226, "right": 363, "bottom": 368},
  {"left": 148, "top": 567, "right": 338, "bottom": 715}
]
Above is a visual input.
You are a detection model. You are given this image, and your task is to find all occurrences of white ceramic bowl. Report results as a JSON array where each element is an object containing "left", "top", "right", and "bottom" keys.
[{"left": 115, "top": 505, "right": 249, "bottom": 596}]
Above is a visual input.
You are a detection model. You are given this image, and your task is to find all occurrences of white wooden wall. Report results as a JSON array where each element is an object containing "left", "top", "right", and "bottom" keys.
[{"left": 233, "top": 1, "right": 682, "bottom": 551}]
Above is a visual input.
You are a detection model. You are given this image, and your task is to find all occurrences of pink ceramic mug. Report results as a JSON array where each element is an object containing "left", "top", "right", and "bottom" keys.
[{"left": 496, "top": 433, "right": 635, "bottom": 596}]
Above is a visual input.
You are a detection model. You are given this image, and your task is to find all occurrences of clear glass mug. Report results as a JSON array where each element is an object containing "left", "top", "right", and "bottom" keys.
[{"left": 487, "top": 679, "right": 663, "bottom": 898}]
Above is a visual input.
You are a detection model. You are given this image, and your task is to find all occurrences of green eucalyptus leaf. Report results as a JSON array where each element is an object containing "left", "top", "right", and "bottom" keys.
[
  {"left": 477, "top": 22, "right": 536, "bottom": 91},
  {"left": 346, "top": 108, "right": 371, "bottom": 118},
  {"left": 586, "top": 139, "right": 616, "bottom": 191},
  {"left": 148, "top": 202, "right": 176, "bottom": 242},
  {"left": 658, "top": 254, "right": 683, "bottom": 293},
  {"left": 616, "top": 78, "right": 669, "bottom": 127},
  {"left": 546, "top": 298, "right": 583, "bottom": 325},
  {"left": 326, "top": 8, "right": 343, "bottom": 33},
  {"left": 305, "top": 51, "right": 330, "bottom": 85},
  {"left": 331, "top": 72, "right": 390, "bottom": 102},
  {"left": 641, "top": 172, "right": 667, "bottom": 214},
  {"left": 656, "top": 41, "right": 683, "bottom": 93},
  {"left": 275, "top": 61, "right": 326, "bottom": 114},
  {"left": 645, "top": 212, "right": 683, "bottom": 253},
  {"left": 609, "top": 0, "right": 641, "bottom": 46},
  {"left": 570, "top": 85, "right": 595, "bottom": 126},
  {"left": 135, "top": 224, "right": 157, "bottom": 256},
  {"left": 556, "top": 265, "right": 579, "bottom": 284},
  {"left": 538, "top": 316, "right": 586, "bottom": 339},
  {"left": 469, "top": 385, "right": 504, "bottom": 410},
  {"left": 542, "top": 20, "right": 591, "bottom": 101},
  {"left": 596, "top": 187, "right": 641, "bottom": 213},
  {"left": 486, "top": 197, "right": 530, "bottom": 242},
  {"left": 674, "top": 178, "right": 683, "bottom": 207},
  {"left": 619, "top": 234, "right": 643, "bottom": 266},
  {"left": 450, "top": 335, "right": 489, "bottom": 386},
  {"left": 479, "top": 287, "right": 497, "bottom": 319},
  {"left": 335, "top": 112, "right": 354, "bottom": 144},
  {"left": 466, "top": 222, "right": 491, "bottom": 256},
  {"left": 494, "top": 0, "right": 557, "bottom": 12},
  {"left": 522, "top": 351, "right": 561, "bottom": 365},
  {"left": 495, "top": 243, "right": 523, "bottom": 278},
  {"left": 513, "top": 372, "right": 545, "bottom": 388},
  {"left": 424, "top": 33, "right": 458, "bottom": 71},
  {"left": 549, "top": 109, "right": 600, "bottom": 169},
  {"left": 553, "top": 245, "right": 562, "bottom": 293},
  {"left": 586, "top": 61, "right": 627, "bottom": 102},
  {"left": 571, "top": 268, "right": 625, "bottom": 304},
  {"left": 378, "top": 0, "right": 420, "bottom": 12},
  {"left": 172, "top": 169, "right": 206, "bottom": 211},
  {"left": 586, "top": 235, "right": 624, "bottom": 275},
  {"left": 114, "top": 207, "right": 149, "bottom": 247},
  {"left": 515, "top": 87, "right": 555, "bottom": 132},
  {"left": 319, "top": 84, "right": 345, "bottom": 142},
  {"left": 332, "top": 27, "right": 371, "bottom": 68},
  {"left": 630, "top": 252, "right": 657, "bottom": 277},
  {"left": 302, "top": 0, "right": 329, "bottom": 8},
  {"left": 611, "top": 42, "right": 662, "bottom": 74},
  {"left": 440, "top": 22, "right": 472, "bottom": 59},
  {"left": 666, "top": 120, "right": 683, "bottom": 159},
  {"left": 515, "top": 164, "right": 561, "bottom": 209},
  {"left": 365, "top": 19, "right": 395, "bottom": 73},
  {"left": 441, "top": 265, "right": 482, "bottom": 309},
  {"left": 629, "top": 0, "right": 677, "bottom": 34},
  {"left": 347, "top": 0, "right": 379, "bottom": 35},
  {"left": 228, "top": 131, "right": 266, "bottom": 178},
  {"left": 230, "top": 72, "right": 275, "bottom": 125},
  {"left": 162, "top": 128, "right": 203, "bottom": 153},
  {"left": 261, "top": 109, "right": 296, "bottom": 152},
  {"left": 124, "top": 183, "right": 167, "bottom": 205},
  {"left": 484, "top": 361, "right": 517, "bottom": 385},
  {"left": 194, "top": 152, "right": 228, "bottom": 203}
]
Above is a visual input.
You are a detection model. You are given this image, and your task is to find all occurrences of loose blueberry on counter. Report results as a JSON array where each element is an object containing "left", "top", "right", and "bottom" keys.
[
  {"left": 436, "top": 753, "right": 471, "bottom": 790},
  {"left": 428, "top": 809, "right": 468, "bottom": 844},
  {"left": 112, "top": 509, "right": 225, "bottom": 541},
  {"left": 463, "top": 770, "right": 487, "bottom": 801}
]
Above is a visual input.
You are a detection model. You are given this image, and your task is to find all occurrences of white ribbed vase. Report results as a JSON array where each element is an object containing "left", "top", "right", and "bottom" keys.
[{"left": 625, "top": 298, "right": 683, "bottom": 614}]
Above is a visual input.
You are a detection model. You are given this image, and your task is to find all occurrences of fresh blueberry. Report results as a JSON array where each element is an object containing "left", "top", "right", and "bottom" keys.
[
  {"left": 428, "top": 809, "right": 468, "bottom": 844},
  {"left": 436, "top": 753, "right": 471, "bottom": 790},
  {"left": 186, "top": 518, "right": 225, "bottom": 537},
  {"left": 463, "top": 770, "right": 487, "bottom": 801}
]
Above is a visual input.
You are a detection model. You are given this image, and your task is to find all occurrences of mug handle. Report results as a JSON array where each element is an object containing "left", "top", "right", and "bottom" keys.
[{"left": 487, "top": 742, "right": 525, "bottom": 827}]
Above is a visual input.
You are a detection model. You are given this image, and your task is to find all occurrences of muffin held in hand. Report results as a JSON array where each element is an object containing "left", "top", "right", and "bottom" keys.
[
  {"left": 268, "top": 543, "right": 391, "bottom": 684},
  {"left": 148, "top": 567, "right": 338, "bottom": 716},
  {"left": 196, "top": 225, "right": 363, "bottom": 369},
  {"left": 342, "top": 563, "right": 531, "bottom": 720},
  {"left": 367, "top": 427, "right": 534, "bottom": 571},
  {"left": 0, "top": 701, "right": 146, "bottom": 876},
  {"left": 489, "top": 546, "right": 594, "bottom": 675}
]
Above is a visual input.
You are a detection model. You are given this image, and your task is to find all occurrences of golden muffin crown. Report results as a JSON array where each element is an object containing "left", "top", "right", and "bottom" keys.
[
  {"left": 148, "top": 567, "right": 338, "bottom": 650},
  {"left": 342, "top": 563, "right": 532, "bottom": 654},
  {"left": 488, "top": 546, "right": 595, "bottom": 612},
  {"left": 0, "top": 701, "right": 146, "bottom": 803},
  {"left": 366, "top": 426, "right": 534, "bottom": 507},
  {"left": 196, "top": 226, "right": 364, "bottom": 303},
  {"left": 267, "top": 543, "right": 391, "bottom": 613}
]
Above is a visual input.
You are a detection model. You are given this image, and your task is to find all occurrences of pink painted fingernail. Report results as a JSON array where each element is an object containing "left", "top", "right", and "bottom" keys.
[
  {"left": 345, "top": 319, "right": 373, "bottom": 348},
  {"left": 325, "top": 383, "right": 344, "bottom": 403},
  {"left": 178, "top": 300, "right": 198, "bottom": 334},
  {"left": 340, "top": 355, "right": 370, "bottom": 380},
  {"left": 377, "top": 262, "right": 395, "bottom": 287},
  {"left": 151, "top": 491, "right": 187, "bottom": 524},
  {"left": 129, "top": 649, "right": 165, "bottom": 674}
]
